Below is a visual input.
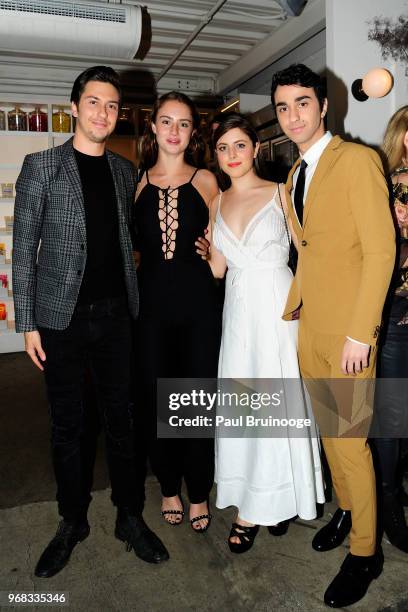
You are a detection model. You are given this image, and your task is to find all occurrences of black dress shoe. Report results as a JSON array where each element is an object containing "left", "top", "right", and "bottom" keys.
[
  {"left": 115, "top": 511, "right": 169, "bottom": 564},
  {"left": 267, "top": 520, "right": 290, "bottom": 536},
  {"left": 399, "top": 487, "right": 408, "bottom": 507},
  {"left": 383, "top": 494, "right": 408, "bottom": 553},
  {"left": 35, "top": 519, "right": 90, "bottom": 578},
  {"left": 324, "top": 549, "right": 383, "bottom": 608},
  {"left": 312, "top": 508, "right": 351, "bottom": 552}
]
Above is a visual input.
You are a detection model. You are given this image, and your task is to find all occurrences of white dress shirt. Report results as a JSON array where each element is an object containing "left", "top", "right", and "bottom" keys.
[
  {"left": 292, "top": 130, "right": 333, "bottom": 204},
  {"left": 291, "top": 131, "right": 368, "bottom": 348}
]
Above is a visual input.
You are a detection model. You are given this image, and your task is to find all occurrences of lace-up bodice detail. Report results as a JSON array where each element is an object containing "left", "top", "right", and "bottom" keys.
[
  {"left": 134, "top": 168, "right": 209, "bottom": 264},
  {"left": 158, "top": 187, "right": 179, "bottom": 260}
]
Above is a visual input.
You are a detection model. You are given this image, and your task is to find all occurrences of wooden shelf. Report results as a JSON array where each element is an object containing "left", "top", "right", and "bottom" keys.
[{"left": 0, "top": 130, "right": 48, "bottom": 137}]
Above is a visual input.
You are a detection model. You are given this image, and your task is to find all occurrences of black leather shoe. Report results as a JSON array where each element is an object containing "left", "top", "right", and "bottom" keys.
[
  {"left": 399, "top": 487, "right": 408, "bottom": 507},
  {"left": 383, "top": 494, "right": 408, "bottom": 553},
  {"left": 267, "top": 520, "right": 290, "bottom": 536},
  {"left": 324, "top": 549, "right": 383, "bottom": 607},
  {"left": 312, "top": 508, "right": 351, "bottom": 552},
  {"left": 34, "top": 519, "right": 90, "bottom": 578},
  {"left": 115, "top": 511, "right": 169, "bottom": 564}
]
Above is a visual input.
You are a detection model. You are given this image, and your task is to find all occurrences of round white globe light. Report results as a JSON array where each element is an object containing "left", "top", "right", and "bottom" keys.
[{"left": 362, "top": 68, "right": 393, "bottom": 98}]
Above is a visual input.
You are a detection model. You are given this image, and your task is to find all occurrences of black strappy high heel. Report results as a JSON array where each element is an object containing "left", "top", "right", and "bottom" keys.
[
  {"left": 228, "top": 523, "right": 259, "bottom": 553},
  {"left": 161, "top": 509, "right": 184, "bottom": 525}
]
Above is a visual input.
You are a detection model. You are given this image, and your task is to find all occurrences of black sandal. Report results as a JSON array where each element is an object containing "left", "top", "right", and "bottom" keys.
[
  {"left": 190, "top": 513, "right": 212, "bottom": 533},
  {"left": 161, "top": 509, "right": 184, "bottom": 525},
  {"left": 228, "top": 523, "right": 259, "bottom": 553}
]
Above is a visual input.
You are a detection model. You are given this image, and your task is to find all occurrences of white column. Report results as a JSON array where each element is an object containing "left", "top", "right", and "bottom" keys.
[{"left": 325, "top": 0, "right": 408, "bottom": 145}]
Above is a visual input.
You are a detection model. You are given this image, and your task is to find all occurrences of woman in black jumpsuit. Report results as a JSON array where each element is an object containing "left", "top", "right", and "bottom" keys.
[{"left": 133, "top": 92, "right": 221, "bottom": 531}]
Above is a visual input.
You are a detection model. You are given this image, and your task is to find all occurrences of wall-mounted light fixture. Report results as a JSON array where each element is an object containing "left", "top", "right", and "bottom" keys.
[
  {"left": 351, "top": 68, "right": 394, "bottom": 102},
  {"left": 221, "top": 99, "right": 239, "bottom": 112}
]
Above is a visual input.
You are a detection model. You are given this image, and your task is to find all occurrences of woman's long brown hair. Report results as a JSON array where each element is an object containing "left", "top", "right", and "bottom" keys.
[{"left": 140, "top": 91, "right": 206, "bottom": 170}]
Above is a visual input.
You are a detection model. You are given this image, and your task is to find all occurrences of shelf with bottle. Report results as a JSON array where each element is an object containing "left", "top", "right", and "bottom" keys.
[
  {"left": 0, "top": 102, "right": 74, "bottom": 134},
  {"left": 0, "top": 285, "right": 23, "bottom": 352},
  {"left": 0, "top": 298, "right": 23, "bottom": 352},
  {"left": 0, "top": 241, "right": 12, "bottom": 265},
  {"left": 0, "top": 215, "right": 13, "bottom": 235},
  {"left": 0, "top": 319, "right": 17, "bottom": 336},
  {"left": 0, "top": 291, "right": 14, "bottom": 301}
]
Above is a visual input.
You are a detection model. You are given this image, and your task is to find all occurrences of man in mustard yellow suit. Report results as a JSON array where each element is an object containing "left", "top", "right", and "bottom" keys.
[{"left": 271, "top": 65, "right": 395, "bottom": 608}]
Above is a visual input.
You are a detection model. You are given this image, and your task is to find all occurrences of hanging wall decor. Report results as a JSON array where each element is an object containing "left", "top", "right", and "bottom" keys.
[{"left": 368, "top": 15, "right": 408, "bottom": 64}]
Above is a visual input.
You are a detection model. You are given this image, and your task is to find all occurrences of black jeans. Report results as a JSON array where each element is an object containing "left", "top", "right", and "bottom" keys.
[
  {"left": 39, "top": 297, "right": 145, "bottom": 522},
  {"left": 372, "top": 319, "right": 408, "bottom": 496}
]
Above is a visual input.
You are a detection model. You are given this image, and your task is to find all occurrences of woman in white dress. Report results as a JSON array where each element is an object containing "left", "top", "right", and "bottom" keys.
[{"left": 206, "top": 113, "right": 324, "bottom": 553}]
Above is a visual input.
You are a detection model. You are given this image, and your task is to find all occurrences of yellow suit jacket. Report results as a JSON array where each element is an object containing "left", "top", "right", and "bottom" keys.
[{"left": 283, "top": 135, "right": 396, "bottom": 346}]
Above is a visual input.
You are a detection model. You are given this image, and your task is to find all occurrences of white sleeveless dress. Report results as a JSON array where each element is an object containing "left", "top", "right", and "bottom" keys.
[{"left": 213, "top": 188, "right": 325, "bottom": 525}]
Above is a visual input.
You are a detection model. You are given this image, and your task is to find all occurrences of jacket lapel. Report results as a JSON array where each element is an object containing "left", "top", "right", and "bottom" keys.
[
  {"left": 286, "top": 157, "right": 302, "bottom": 238},
  {"left": 106, "top": 150, "right": 127, "bottom": 225},
  {"left": 60, "top": 137, "right": 86, "bottom": 239},
  {"left": 302, "top": 135, "right": 343, "bottom": 229}
]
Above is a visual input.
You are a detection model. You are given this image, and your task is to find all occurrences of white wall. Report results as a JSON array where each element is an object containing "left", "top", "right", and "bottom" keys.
[
  {"left": 239, "top": 94, "right": 271, "bottom": 114},
  {"left": 326, "top": 0, "right": 408, "bottom": 146},
  {"left": 235, "top": 29, "right": 326, "bottom": 97}
]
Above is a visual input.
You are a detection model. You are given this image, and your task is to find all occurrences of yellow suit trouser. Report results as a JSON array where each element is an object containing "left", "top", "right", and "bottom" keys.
[{"left": 298, "top": 317, "right": 377, "bottom": 557}]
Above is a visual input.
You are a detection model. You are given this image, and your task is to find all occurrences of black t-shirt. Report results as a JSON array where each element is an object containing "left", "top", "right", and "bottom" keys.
[{"left": 74, "top": 149, "right": 126, "bottom": 304}]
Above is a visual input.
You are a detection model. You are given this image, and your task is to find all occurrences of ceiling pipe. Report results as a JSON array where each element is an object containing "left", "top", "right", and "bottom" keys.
[{"left": 156, "top": 0, "right": 229, "bottom": 83}]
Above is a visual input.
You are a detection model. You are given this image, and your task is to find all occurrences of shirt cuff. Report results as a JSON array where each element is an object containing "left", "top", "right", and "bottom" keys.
[{"left": 346, "top": 336, "right": 370, "bottom": 348}]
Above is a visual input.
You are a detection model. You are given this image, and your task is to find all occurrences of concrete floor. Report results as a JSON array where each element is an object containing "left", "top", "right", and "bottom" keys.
[{"left": 1, "top": 353, "right": 408, "bottom": 611}]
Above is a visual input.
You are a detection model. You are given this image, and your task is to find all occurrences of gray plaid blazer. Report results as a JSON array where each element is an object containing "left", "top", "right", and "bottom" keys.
[{"left": 13, "top": 137, "right": 139, "bottom": 332}]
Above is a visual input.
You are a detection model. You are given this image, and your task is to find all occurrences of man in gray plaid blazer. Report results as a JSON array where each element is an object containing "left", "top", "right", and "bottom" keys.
[{"left": 13, "top": 66, "right": 169, "bottom": 577}]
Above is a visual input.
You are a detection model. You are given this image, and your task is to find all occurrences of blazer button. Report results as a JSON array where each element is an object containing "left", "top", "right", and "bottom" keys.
[
  {"left": 77, "top": 270, "right": 82, "bottom": 276},
  {"left": 80, "top": 244, "right": 85, "bottom": 251},
  {"left": 301, "top": 240, "right": 308, "bottom": 246}
]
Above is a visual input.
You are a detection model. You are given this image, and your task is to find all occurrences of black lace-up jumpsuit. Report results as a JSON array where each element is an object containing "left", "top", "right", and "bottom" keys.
[{"left": 133, "top": 168, "right": 222, "bottom": 503}]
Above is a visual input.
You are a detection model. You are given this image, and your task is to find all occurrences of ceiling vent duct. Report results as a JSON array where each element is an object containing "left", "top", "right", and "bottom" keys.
[{"left": 0, "top": 0, "right": 143, "bottom": 59}]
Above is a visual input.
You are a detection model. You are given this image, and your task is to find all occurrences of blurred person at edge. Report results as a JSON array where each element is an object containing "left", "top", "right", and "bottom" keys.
[
  {"left": 373, "top": 105, "right": 408, "bottom": 553},
  {"left": 132, "top": 91, "right": 222, "bottom": 533}
]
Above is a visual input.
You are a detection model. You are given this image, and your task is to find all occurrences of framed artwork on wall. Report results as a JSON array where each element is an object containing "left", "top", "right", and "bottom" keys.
[
  {"left": 270, "top": 136, "right": 298, "bottom": 168},
  {"left": 259, "top": 141, "right": 271, "bottom": 161}
]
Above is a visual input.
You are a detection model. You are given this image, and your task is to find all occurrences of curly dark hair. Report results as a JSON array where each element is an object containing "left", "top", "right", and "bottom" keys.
[{"left": 271, "top": 64, "right": 327, "bottom": 110}]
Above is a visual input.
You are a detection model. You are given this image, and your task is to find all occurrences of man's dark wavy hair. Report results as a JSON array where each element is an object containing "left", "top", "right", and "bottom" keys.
[
  {"left": 270, "top": 64, "right": 327, "bottom": 111},
  {"left": 70, "top": 65, "right": 121, "bottom": 105}
]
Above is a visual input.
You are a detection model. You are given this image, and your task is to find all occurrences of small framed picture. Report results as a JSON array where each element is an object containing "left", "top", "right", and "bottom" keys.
[
  {"left": 270, "top": 121, "right": 283, "bottom": 138},
  {"left": 259, "top": 141, "right": 271, "bottom": 161},
  {"left": 271, "top": 137, "right": 297, "bottom": 167}
]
